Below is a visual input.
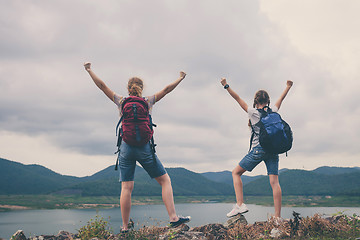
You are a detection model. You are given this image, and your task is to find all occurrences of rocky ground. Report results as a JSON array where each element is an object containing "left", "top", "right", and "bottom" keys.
[{"left": 9, "top": 213, "right": 360, "bottom": 240}]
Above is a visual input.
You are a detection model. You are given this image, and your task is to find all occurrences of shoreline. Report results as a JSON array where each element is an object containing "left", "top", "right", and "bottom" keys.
[{"left": 1, "top": 195, "right": 360, "bottom": 211}]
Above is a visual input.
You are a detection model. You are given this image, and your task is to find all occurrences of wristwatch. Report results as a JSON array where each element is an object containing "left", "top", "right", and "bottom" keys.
[{"left": 224, "top": 84, "right": 229, "bottom": 89}]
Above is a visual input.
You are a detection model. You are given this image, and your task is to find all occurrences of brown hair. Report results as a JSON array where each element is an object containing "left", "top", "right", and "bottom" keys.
[
  {"left": 253, "top": 90, "right": 270, "bottom": 108},
  {"left": 128, "top": 77, "right": 143, "bottom": 97},
  {"left": 248, "top": 90, "right": 270, "bottom": 127}
]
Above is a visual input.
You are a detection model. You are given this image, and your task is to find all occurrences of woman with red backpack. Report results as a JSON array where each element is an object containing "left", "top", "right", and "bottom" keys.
[{"left": 84, "top": 62, "right": 191, "bottom": 232}]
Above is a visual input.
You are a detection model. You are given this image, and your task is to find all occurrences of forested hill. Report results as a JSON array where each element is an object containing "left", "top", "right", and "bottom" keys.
[
  {"left": 243, "top": 169, "right": 360, "bottom": 196},
  {"left": 0, "top": 158, "right": 82, "bottom": 194},
  {"left": 1, "top": 158, "right": 359, "bottom": 196},
  {"left": 202, "top": 166, "right": 360, "bottom": 196},
  {"left": 0, "top": 158, "right": 233, "bottom": 196}
]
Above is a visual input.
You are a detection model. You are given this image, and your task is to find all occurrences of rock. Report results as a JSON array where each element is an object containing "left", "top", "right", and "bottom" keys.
[
  {"left": 224, "top": 214, "right": 248, "bottom": 227},
  {"left": 11, "top": 230, "right": 27, "bottom": 240},
  {"left": 28, "top": 231, "right": 77, "bottom": 240},
  {"left": 171, "top": 231, "right": 206, "bottom": 240},
  {"left": 56, "top": 231, "right": 77, "bottom": 240},
  {"left": 159, "top": 224, "right": 206, "bottom": 240},
  {"left": 159, "top": 231, "right": 206, "bottom": 240},
  {"left": 270, "top": 228, "right": 281, "bottom": 238},
  {"left": 192, "top": 223, "right": 228, "bottom": 239},
  {"left": 30, "top": 235, "right": 57, "bottom": 240},
  {"left": 175, "top": 224, "right": 190, "bottom": 232}
]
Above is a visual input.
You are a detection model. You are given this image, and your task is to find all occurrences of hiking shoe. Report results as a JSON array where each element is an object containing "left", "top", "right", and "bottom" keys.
[
  {"left": 169, "top": 216, "right": 191, "bottom": 228},
  {"left": 128, "top": 218, "right": 134, "bottom": 229},
  {"left": 120, "top": 218, "right": 134, "bottom": 234},
  {"left": 227, "top": 203, "right": 249, "bottom": 218}
]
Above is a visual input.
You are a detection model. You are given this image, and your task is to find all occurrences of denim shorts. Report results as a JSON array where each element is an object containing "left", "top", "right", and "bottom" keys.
[
  {"left": 117, "top": 141, "right": 167, "bottom": 182},
  {"left": 239, "top": 145, "right": 279, "bottom": 175}
]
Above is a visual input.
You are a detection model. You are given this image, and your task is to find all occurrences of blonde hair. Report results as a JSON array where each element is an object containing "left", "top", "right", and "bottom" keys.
[{"left": 128, "top": 77, "right": 143, "bottom": 97}]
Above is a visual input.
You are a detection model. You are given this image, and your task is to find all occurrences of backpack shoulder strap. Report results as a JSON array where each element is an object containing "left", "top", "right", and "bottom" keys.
[
  {"left": 249, "top": 107, "right": 267, "bottom": 152},
  {"left": 257, "top": 106, "right": 272, "bottom": 119},
  {"left": 115, "top": 116, "right": 123, "bottom": 136},
  {"left": 122, "top": 96, "right": 149, "bottom": 111},
  {"left": 249, "top": 128, "right": 255, "bottom": 153}
]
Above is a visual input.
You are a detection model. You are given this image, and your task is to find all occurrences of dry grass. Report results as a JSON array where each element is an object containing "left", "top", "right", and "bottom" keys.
[
  {"left": 227, "top": 212, "right": 360, "bottom": 239},
  {"left": 91, "top": 212, "right": 360, "bottom": 240}
]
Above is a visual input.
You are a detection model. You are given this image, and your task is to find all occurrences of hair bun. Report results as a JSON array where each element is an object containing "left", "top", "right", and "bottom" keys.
[{"left": 128, "top": 77, "right": 144, "bottom": 97}]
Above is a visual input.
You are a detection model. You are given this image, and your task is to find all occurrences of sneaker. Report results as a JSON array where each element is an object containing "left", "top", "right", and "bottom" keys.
[
  {"left": 128, "top": 218, "right": 134, "bottom": 229},
  {"left": 120, "top": 218, "right": 134, "bottom": 234},
  {"left": 226, "top": 203, "right": 249, "bottom": 218},
  {"left": 169, "top": 216, "right": 191, "bottom": 228},
  {"left": 120, "top": 229, "right": 129, "bottom": 234}
]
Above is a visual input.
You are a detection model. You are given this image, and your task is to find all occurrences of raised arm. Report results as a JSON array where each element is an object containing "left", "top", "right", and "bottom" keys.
[
  {"left": 84, "top": 62, "right": 114, "bottom": 101},
  {"left": 274, "top": 80, "right": 293, "bottom": 110},
  {"left": 221, "top": 78, "right": 248, "bottom": 112},
  {"left": 155, "top": 71, "right": 186, "bottom": 102}
]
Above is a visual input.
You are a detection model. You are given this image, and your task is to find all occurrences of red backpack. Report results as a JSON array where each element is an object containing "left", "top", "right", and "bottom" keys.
[{"left": 114, "top": 96, "right": 157, "bottom": 170}]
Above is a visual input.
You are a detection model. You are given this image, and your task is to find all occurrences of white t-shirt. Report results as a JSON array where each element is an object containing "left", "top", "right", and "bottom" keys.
[
  {"left": 248, "top": 106, "right": 279, "bottom": 148},
  {"left": 113, "top": 94, "right": 156, "bottom": 117}
]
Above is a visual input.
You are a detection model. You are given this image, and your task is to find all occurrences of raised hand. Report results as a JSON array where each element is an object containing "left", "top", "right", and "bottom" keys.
[
  {"left": 287, "top": 80, "right": 293, "bottom": 87},
  {"left": 84, "top": 62, "right": 91, "bottom": 72},
  {"left": 220, "top": 78, "right": 227, "bottom": 86},
  {"left": 180, "top": 71, "right": 187, "bottom": 80}
]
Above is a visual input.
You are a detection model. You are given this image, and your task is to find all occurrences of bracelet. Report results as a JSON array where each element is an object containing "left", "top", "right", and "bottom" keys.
[{"left": 224, "top": 84, "right": 229, "bottom": 89}]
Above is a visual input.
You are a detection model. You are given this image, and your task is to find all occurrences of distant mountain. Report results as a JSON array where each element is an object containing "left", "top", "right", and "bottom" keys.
[
  {"left": 0, "top": 158, "right": 233, "bottom": 196},
  {"left": 313, "top": 166, "right": 360, "bottom": 175},
  {"left": 1, "top": 158, "right": 359, "bottom": 197},
  {"left": 65, "top": 166, "right": 234, "bottom": 196},
  {"left": 244, "top": 169, "right": 360, "bottom": 196},
  {"left": 82, "top": 165, "right": 119, "bottom": 181},
  {"left": 0, "top": 158, "right": 82, "bottom": 194},
  {"left": 201, "top": 171, "right": 263, "bottom": 186},
  {"left": 166, "top": 168, "right": 234, "bottom": 196}
]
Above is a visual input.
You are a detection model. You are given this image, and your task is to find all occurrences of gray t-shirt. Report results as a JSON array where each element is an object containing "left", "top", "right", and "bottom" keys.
[{"left": 248, "top": 106, "right": 279, "bottom": 148}]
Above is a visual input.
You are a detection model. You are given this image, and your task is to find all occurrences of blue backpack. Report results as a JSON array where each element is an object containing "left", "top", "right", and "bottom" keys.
[{"left": 250, "top": 107, "right": 293, "bottom": 155}]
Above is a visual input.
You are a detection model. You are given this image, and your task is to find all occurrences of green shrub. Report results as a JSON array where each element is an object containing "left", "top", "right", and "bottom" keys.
[{"left": 78, "top": 214, "right": 112, "bottom": 240}]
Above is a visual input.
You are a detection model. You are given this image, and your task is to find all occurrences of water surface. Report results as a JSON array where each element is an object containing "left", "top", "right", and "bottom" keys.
[{"left": 1, "top": 203, "right": 359, "bottom": 239}]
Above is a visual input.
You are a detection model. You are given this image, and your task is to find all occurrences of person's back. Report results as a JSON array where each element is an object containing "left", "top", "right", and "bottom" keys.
[
  {"left": 84, "top": 62, "right": 191, "bottom": 232},
  {"left": 220, "top": 78, "right": 293, "bottom": 221}
]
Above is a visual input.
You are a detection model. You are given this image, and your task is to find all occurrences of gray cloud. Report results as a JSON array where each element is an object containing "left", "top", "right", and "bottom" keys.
[{"left": 1, "top": 0, "right": 359, "bottom": 176}]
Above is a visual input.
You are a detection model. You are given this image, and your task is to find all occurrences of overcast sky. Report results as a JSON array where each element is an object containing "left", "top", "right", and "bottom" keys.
[{"left": 1, "top": 0, "right": 359, "bottom": 177}]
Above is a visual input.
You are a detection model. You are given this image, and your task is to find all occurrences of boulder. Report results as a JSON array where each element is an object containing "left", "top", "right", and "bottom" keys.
[
  {"left": 159, "top": 224, "right": 206, "bottom": 240},
  {"left": 270, "top": 228, "right": 282, "bottom": 238},
  {"left": 159, "top": 230, "right": 206, "bottom": 240},
  {"left": 11, "top": 230, "right": 27, "bottom": 240},
  {"left": 30, "top": 235, "right": 56, "bottom": 240},
  {"left": 192, "top": 223, "right": 228, "bottom": 239},
  {"left": 55, "top": 231, "right": 77, "bottom": 240},
  {"left": 28, "top": 231, "right": 77, "bottom": 240},
  {"left": 224, "top": 214, "right": 248, "bottom": 227}
]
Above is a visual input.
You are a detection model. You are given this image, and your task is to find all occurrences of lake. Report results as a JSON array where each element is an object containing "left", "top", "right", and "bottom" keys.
[{"left": 1, "top": 203, "right": 360, "bottom": 239}]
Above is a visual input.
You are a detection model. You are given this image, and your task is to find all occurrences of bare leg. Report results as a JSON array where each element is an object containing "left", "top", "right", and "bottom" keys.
[
  {"left": 269, "top": 174, "right": 282, "bottom": 218},
  {"left": 120, "top": 181, "right": 134, "bottom": 230},
  {"left": 232, "top": 165, "right": 247, "bottom": 206},
  {"left": 155, "top": 173, "right": 178, "bottom": 222}
]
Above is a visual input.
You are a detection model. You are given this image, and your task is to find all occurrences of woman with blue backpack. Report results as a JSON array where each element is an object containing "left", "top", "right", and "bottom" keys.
[
  {"left": 220, "top": 78, "right": 293, "bottom": 222},
  {"left": 84, "top": 62, "right": 191, "bottom": 232}
]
